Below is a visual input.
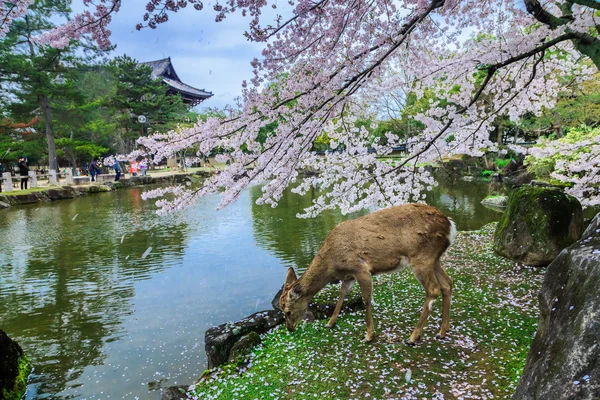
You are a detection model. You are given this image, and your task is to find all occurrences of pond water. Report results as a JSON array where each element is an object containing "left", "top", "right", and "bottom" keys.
[{"left": 0, "top": 179, "right": 500, "bottom": 399}]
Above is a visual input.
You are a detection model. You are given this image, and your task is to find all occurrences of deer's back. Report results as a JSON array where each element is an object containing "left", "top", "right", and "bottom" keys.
[{"left": 317, "top": 204, "right": 452, "bottom": 276}]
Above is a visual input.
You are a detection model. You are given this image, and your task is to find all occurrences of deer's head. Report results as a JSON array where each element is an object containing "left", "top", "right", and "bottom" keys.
[{"left": 279, "top": 267, "right": 309, "bottom": 332}]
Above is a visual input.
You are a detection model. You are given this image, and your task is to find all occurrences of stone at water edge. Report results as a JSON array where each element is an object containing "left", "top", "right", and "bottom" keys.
[
  {"left": 512, "top": 213, "right": 600, "bottom": 400},
  {"left": 161, "top": 385, "right": 189, "bottom": 400},
  {"left": 481, "top": 195, "right": 508, "bottom": 208},
  {"left": 493, "top": 186, "right": 584, "bottom": 266},
  {"left": 204, "top": 310, "right": 284, "bottom": 369},
  {"left": 227, "top": 332, "right": 262, "bottom": 363},
  {"left": 0, "top": 329, "right": 32, "bottom": 400}
]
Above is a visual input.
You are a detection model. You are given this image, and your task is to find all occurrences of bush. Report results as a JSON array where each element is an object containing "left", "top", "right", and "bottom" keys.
[
  {"left": 525, "top": 157, "right": 556, "bottom": 178},
  {"left": 481, "top": 169, "right": 494, "bottom": 178},
  {"left": 494, "top": 158, "right": 514, "bottom": 170}
]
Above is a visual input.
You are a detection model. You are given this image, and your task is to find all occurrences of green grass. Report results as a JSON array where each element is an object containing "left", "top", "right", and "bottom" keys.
[
  {"left": 0, "top": 186, "right": 61, "bottom": 196},
  {"left": 190, "top": 224, "right": 544, "bottom": 399}
]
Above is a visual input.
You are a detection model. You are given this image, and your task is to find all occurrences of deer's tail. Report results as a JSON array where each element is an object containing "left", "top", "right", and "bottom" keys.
[{"left": 447, "top": 218, "right": 457, "bottom": 247}]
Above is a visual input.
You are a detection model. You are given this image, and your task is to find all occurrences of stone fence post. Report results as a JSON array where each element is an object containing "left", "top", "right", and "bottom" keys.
[
  {"left": 65, "top": 169, "right": 73, "bottom": 185},
  {"left": 28, "top": 171, "right": 38, "bottom": 188},
  {"left": 2, "top": 172, "right": 12, "bottom": 192},
  {"left": 49, "top": 170, "right": 57, "bottom": 185}
]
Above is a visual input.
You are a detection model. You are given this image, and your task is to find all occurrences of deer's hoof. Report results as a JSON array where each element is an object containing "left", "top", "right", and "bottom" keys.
[
  {"left": 435, "top": 333, "right": 449, "bottom": 341},
  {"left": 362, "top": 334, "right": 374, "bottom": 343},
  {"left": 403, "top": 338, "right": 418, "bottom": 347},
  {"left": 326, "top": 322, "right": 335, "bottom": 329}
]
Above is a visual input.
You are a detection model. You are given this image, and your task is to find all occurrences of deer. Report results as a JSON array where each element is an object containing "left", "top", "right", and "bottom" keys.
[{"left": 279, "top": 203, "right": 456, "bottom": 344}]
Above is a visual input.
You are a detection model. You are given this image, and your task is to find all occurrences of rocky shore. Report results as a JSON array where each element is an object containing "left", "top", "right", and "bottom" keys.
[{"left": 0, "top": 171, "right": 211, "bottom": 209}]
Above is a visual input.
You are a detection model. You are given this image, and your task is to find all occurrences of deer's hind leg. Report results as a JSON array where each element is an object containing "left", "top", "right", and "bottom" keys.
[
  {"left": 434, "top": 258, "right": 453, "bottom": 339},
  {"left": 355, "top": 270, "right": 374, "bottom": 342},
  {"left": 407, "top": 259, "right": 441, "bottom": 345},
  {"left": 327, "top": 279, "right": 355, "bottom": 328}
]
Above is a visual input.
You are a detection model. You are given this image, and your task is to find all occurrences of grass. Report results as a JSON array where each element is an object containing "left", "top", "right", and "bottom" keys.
[
  {"left": 189, "top": 224, "right": 544, "bottom": 400},
  {"left": 0, "top": 186, "right": 61, "bottom": 196}
]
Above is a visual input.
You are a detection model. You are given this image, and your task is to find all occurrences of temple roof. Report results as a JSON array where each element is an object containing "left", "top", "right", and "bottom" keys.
[{"left": 141, "top": 57, "right": 213, "bottom": 105}]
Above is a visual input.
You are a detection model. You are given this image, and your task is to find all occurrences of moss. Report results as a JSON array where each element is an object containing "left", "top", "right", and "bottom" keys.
[
  {"left": 1, "top": 355, "right": 31, "bottom": 400},
  {"left": 494, "top": 186, "right": 583, "bottom": 265},
  {"left": 190, "top": 224, "right": 545, "bottom": 399}
]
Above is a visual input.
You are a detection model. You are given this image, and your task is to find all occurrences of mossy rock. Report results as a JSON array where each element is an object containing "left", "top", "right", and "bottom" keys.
[
  {"left": 227, "top": 332, "right": 262, "bottom": 363},
  {"left": 494, "top": 186, "right": 583, "bottom": 266},
  {"left": 0, "top": 329, "right": 32, "bottom": 400}
]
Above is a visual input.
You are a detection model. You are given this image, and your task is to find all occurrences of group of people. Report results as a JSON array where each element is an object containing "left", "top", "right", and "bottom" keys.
[{"left": 109, "top": 159, "right": 148, "bottom": 182}]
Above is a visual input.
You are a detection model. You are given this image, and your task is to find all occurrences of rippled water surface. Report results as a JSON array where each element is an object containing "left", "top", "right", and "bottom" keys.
[{"left": 0, "top": 180, "right": 499, "bottom": 399}]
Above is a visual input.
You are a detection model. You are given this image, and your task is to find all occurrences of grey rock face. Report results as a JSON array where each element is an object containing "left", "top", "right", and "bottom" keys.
[
  {"left": 513, "top": 212, "right": 600, "bottom": 399},
  {"left": 204, "top": 310, "right": 284, "bottom": 369},
  {"left": 161, "top": 385, "right": 189, "bottom": 400}
]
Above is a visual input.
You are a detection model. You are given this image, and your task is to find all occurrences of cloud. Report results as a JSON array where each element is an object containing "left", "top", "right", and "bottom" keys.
[{"left": 94, "top": 0, "right": 272, "bottom": 109}]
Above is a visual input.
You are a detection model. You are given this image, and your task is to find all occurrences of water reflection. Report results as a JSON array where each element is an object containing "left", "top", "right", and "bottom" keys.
[
  {"left": 0, "top": 180, "right": 500, "bottom": 399},
  {"left": 0, "top": 189, "right": 190, "bottom": 398},
  {"left": 250, "top": 179, "right": 500, "bottom": 269}
]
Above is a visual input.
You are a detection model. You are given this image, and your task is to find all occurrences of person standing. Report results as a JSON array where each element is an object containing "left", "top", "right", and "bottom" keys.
[
  {"left": 18, "top": 157, "right": 29, "bottom": 190},
  {"left": 140, "top": 159, "right": 147, "bottom": 177},
  {"left": 130, "top": 160, "right": 138, "bottom": 177},
  {"left": 113, "top": 160, "right": 121, "bottom": 181},
  {"left": 89, "top": 160, "right": 99, "bottom": 182}
]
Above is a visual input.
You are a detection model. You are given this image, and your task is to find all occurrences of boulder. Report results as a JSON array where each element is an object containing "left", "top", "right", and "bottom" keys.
[
  {"left": 502, "top": 159, "right": 520, "bottom": 174},
  {"left": 205, "top": 310, "right": 284, "bottom": 369},
  {"left": 161, "top": 385, "right": 189, "bottom": 400},
  {"left": 481, "top": 195, "right": 508, "bottom": 208},
  {"left": 0, "top": 329, "right": 31, "bottom": 400},
  {"left": 46, "top": 186, "right": 79, "bottom": 200},
  {"left": 11, "top": 192, "right": 46, "bottom": 205},
  {"left": 503, "top": 168, "right": 534, "bottom": 187},
  {"left": 0, "top": 201, "right": 10, "bottom": 209},
  {"left": 227, "top": 332, "right": 262, "bottom": 363},
  {"left": 494, "top": 186, "right": 584, "bottom": 266},
  {"left": 512, "top": 212, "right": 600, "bottom": 400}
]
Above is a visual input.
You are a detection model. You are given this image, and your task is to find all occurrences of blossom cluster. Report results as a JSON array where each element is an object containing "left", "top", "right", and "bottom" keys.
[
  {"left": 33, "top": 0, "right": 120, "bottom": 49},
  {"left": 0, "top": 0, "right": 32, "bottom": 40},
  {"left": 4, "top": 0, "right": 599, "bottom": 214},
  {"left": 132, "top": 1, "right": 598, "bottom": 214}
]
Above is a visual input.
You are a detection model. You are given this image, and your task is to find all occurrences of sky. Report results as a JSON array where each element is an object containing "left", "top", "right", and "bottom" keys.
[{"left": 92, "top": 0, "right": 276, "bottom": 110}]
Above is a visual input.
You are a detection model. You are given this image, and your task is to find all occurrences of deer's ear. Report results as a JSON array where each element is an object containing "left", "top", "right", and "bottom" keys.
[
  {"left": 290, "top": 283, "right": 303, "bottom": 300},
  {"left": 285, "top": 267, "right": 297, "bottom": 286}
]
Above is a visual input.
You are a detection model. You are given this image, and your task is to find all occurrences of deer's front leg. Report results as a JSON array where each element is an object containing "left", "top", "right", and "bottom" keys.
[
  {"left": 355, "top": 272, "right": 374, "bottom": 342},
  {"left": 327, "top": 279, "right": 354, "bottom": 328}
]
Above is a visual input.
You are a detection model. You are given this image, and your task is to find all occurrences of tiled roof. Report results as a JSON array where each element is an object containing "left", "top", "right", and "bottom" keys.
[
  {"left": 140, "top": 57, "right": 213, "bottom": 101},
  {"left": 162, "top": 77, "right": 213, "bottom": 99}
]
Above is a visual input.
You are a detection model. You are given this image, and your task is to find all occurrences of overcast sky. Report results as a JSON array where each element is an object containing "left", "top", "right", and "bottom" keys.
[{"left": 96, "top": 0, "right": 275, "bottom": 110}]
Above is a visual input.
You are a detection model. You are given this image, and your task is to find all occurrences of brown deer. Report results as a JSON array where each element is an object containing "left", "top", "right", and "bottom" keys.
[{"left": 279, "top": 203, "right": 455, "bottom": 344}]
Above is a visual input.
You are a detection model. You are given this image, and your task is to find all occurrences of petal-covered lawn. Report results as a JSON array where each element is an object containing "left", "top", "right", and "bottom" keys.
[{"left": 189, "top": 224, "right": 544, "bottom": 399}]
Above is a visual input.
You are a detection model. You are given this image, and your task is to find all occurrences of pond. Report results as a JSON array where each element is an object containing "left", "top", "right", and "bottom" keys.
[{"left": 0, "top": 179, "right": 500, "bottom": 399}]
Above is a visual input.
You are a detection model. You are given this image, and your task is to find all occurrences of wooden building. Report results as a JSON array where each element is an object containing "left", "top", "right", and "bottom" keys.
[{"left": 141, "top": 57, "right": 213, "bottom": 105}]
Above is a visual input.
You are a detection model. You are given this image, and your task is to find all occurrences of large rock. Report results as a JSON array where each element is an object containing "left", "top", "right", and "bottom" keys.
[
  {"left": 503, "top": 168, "right": 534, "bottom": 187},
  {"left": 46, "top": 186, "right": 79, "bottom": 200},
  {"left": 481, "top": 195, "right": 508, "bottom": 209},
  {"left": 161, "top": 385, "right": 189, "bottom": 400},
  {"left": 0, "top": 329, "right": 31, "bottom": 400},
  {"left": 205, "top": 310, "right": 284, "bottom": 369},
  {"left": 227, "top": 332, "right": 262, "bottom": 363},
  {"left": 513, "top": 213, "right": 600, "bottom": 399},
  {"left": 494, "top": 186, "right": 584, "bottom": 266}
]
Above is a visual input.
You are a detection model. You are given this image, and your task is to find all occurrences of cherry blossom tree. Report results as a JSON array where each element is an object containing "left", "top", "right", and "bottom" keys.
[{"left": 5, "top": 0, "right": 599, "bottom": 213}]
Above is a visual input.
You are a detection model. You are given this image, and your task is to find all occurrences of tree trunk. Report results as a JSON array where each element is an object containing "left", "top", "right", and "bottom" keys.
[{"left": 40, "top": 94, "right": 57, "bottom": 171}]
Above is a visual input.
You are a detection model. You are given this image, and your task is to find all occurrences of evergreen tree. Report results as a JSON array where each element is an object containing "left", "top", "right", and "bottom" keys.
[{"left": 108, "top": 55, "right": 191, "bottom": 153}]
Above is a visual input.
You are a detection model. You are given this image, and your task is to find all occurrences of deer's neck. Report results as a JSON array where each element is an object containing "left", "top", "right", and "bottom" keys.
[{"left": 297, "top": 257, "right": 330, "bottom": 299}]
